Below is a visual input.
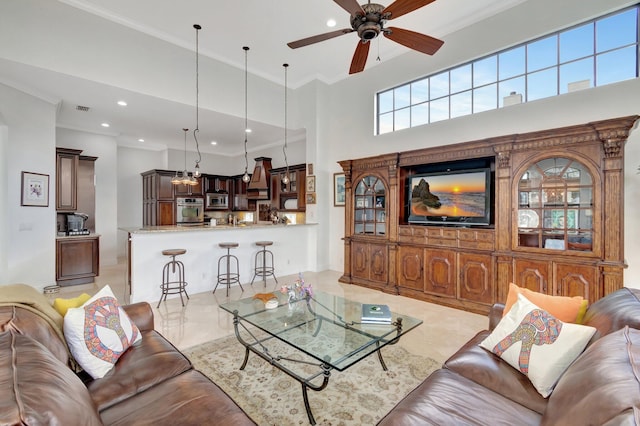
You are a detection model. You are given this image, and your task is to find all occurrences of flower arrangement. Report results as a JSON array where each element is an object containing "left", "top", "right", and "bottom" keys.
[{"left": 280, "top": 273, "right": 313, "bottom": 303}]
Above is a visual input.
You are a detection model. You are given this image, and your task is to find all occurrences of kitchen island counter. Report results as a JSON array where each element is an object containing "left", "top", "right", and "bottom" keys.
[{"left": 122, "top": 223, "right": 318, "bottom": 304}]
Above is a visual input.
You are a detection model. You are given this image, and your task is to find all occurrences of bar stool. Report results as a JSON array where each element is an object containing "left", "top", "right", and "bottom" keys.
[
  {"left": 250, "top": 241, "right": 278, "bottom": 286},
  {"left": 157, "top": 249, "right": 189, "bottom": 308},
  {"left": 214, "top": 242, "right": 242, "bottom": 296}
]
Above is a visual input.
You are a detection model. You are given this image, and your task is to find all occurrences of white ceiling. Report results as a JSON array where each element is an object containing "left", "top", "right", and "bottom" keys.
[{"left": 0, "top": 0, "right": 524, "bottom": 155}]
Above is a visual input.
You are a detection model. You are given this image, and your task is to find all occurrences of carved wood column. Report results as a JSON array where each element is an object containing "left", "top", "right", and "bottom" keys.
[
  {"left": 339, "top": 160, "right": 353, "bottom": 284},
  {"left": 494, "top": 142, "right": 514, "bottom": 302}
]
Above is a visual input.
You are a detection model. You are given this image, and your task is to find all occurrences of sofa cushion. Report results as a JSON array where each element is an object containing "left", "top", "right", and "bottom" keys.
[
  {"left": 0, "top": 330, "right": 102, "bottom": 426},
  {"left": 99, "top": 369, "right": 256, "bottom": 426},
  {"left": 0, "top": 305, "right": 70, "bottom": 365},
  {"left": 444, "top": 331, "right": 548, "bottom": 414},
  {"left": 582, "top": 287, "right": 640, "bottom": 344},
  {"left": 480, "top": 294, "right": 595, "bottom": 397},
  {"left": 64, "top": 285, "right": 142, "bottom": 379},
  {"left": 87, "top": 329, "right": 193, "bottom": 411},
  {"left": 541, "top": 326, "right": 640, "bottom": 425},
  {"left": 377, "top": 368, "right": 542, "bottom": 426},
  {"left": 504, "top": 283, "right": 587, "bottom": 323}
]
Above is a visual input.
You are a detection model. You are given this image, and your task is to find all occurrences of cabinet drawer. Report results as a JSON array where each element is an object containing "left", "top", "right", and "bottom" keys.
[{"left": 428, "top": 238, "right": 457, "bottom": 247}]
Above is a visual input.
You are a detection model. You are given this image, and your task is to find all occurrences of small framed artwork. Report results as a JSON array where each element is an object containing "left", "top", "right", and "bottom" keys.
[
  {"left": 306, "top": 175, "right": 316, "bottom": 192},
  {"left": 21, "top": 171, "right": 49, "bottom": 207},
  {"left": 306, "top": 193, "right": 316, "bottom": 204},
  {"left": 334, "top": 173, "right": 345, "bottom": 206}
]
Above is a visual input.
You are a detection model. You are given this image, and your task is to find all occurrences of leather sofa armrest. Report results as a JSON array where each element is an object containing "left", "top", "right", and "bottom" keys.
[
  {"left": 122, "top": 302, "right": 154, "bottom": 332},
  {"left": 488, "top": 303, "right": 505, "bottom": 330}
]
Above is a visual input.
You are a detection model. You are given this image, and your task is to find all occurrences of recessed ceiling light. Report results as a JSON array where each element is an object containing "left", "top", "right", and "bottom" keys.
[
  {"left": 327, "top": 19, "right": 337, "bottom": 27},
  {"left": 138, "top": 138, "right": 144, "bottom": 142},
  {"left": 117, "top": 100, "right": 127, "bottom": 106},
  {"left": 101, "top": 123, "right": 110, "bottom": 127},
  {"left": 245, "top": 128, "right": 252, "bottom": 133},
  {"left": 210, "top": 141, "right": 217, "bottom": 145}
]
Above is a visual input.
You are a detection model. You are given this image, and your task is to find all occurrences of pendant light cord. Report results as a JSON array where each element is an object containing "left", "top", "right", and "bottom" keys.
[
  {"left": 193, "top": 24, "right": 202, "bottom": 170},
  {"left": 243, "top": 46, "right": 250, "bottom": 177},
  {"left": 283, "top": 63, "right": 289, "bottom": 174}
]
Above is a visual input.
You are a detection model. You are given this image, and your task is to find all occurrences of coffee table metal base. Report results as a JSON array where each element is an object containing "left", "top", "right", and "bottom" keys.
[{"left": 230, "top": 310, "right": 400, "bottom": 425}]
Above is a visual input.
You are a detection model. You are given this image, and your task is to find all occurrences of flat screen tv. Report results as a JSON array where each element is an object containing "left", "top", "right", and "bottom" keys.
[{"left": 407, "top": 167, "right": 492, "bottom": 226}]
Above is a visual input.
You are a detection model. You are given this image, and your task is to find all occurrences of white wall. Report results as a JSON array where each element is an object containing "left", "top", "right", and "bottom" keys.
[
  {"left": 314, "top": 0, "right": 640, "bottom": 288},
  {"left": 0, "top": 83, "right": 57, "bottom": 288},
  {"left": 56, "top": 128, "right": 119, "bottom": 265}
]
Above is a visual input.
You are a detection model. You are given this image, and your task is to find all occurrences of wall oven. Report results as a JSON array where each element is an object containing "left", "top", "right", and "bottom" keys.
[
  {"left": 206, "top": 192, "right": 229, "bottom": 210},
  {"left": 176, "top": 197, "right": 204, "bottom": 224}
]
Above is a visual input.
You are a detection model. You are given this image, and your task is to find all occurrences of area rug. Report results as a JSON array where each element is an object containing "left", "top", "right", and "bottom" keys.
[{"left": 183, "top": 334, "right": 440, "bottom": 425}]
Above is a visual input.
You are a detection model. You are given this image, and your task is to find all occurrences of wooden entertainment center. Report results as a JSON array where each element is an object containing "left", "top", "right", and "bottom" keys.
[{"left": 338, "top": 116, "right": 638, "bottom": 314}]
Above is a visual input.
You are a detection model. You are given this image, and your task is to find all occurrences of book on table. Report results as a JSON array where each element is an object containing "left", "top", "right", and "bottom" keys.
[{"left": 361, "top": 304, "right": 392, "bottom": 324}]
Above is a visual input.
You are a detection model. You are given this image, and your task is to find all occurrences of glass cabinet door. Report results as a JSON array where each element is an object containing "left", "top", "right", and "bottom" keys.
[
  {"left": 354, "top": 175, "right": 386, "bottom": 235},
  {"left": 517, "top": 157, "right": 593, "bottom": 252}
]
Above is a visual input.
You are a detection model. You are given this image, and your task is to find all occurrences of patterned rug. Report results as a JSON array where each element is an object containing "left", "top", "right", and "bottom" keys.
[{"left": 183, "top": 333, "right": 439, "bottom": 425}]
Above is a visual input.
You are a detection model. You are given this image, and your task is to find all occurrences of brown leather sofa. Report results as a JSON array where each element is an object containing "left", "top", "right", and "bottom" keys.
[
  {"left": 0, "top": 301, "right": 256, "bottom": 425},
  {"left": 378, "top": 287, "right": 640, "bottom": 425}
]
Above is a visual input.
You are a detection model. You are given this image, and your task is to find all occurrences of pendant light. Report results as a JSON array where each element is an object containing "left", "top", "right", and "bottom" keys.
[
  {"left": 172, "top": 24, "right": 202, "bottom": 187},
  {"left": 171, "top": 128, "right": 195, "bottom": 185},
  {"left": 281, "top": 63, "right": 290, "bottom": 187},
  {"left": 192, "top": 24, "right": 202, "bottom": 179},
  {"left": 241, "top": 46, "right": 251, "bottom": 184}
]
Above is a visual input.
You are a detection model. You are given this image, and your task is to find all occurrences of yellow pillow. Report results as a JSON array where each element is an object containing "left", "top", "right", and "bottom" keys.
[
  {"left": 503, "top": 283, "right": 587, "bottom": 323},
  {"left": 53, "top": 293, "right": 91, "bottom": 316}
]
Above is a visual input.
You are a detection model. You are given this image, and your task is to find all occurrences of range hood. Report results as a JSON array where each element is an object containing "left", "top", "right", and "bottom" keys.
[{"left": 247, "top": 157, "right": 272, "bottom": 200}]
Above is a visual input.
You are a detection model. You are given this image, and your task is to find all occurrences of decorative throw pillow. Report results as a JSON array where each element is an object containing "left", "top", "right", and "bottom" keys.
[
  {"left": 481, "top": 293, "right": 596, "bottom": 397},
  {"left": 64, "top": 285, "right": 141, "bottom": 379},
  {"left": 53, "top": 293, "right": 91, "bottom": 316},
  {"left": 503, "top": 283, "right": 588, "bottom": 323}
]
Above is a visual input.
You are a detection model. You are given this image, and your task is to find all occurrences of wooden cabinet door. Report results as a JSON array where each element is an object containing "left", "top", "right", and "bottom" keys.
[
  {"left": 424, "top": 248, "right": 456, "bottom": 297},
  {"left": 458, "top": 252, "right": 494, "bottom": 305},
  {"left": 56, "top": 237, "right": 99, "bottom": 286},
  {"left": 297, "top": 169, "right": 306, "bottom": 211},
  {"left": 513, "top": 258, "right": 550, "bottom": 294},
  {"left": 158, "top": 201, "right": 175, "bottom": 226},
  {"left": 56, "top": 151, "right": 78, "bottom": 211},
  {"left": 352, "top": 241, "right": 388, "bottom": 283},
  {"left": 369, "top": 243, "right": 388, "bottom": 283},
  {"left": 174, "top": 177, "right": 203, "bottom": 196},
  {"left": 553, "top": 263, "right": 598, "bottom": 301},
  {"left": 397, "top": 246, "right": 424, "bottom": 291},
  {"left": 157, "top": 173, "right": 174, "bottom": 200}
]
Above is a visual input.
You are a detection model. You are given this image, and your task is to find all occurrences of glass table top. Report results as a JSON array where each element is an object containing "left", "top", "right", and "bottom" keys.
[{"left": 220, "top": 291, "right": 423, "bottom": 371}]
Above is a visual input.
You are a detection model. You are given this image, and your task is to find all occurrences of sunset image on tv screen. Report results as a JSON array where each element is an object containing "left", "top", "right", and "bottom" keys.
[{"left": 410, "top": 171, "right": 486, "bottom": 217}]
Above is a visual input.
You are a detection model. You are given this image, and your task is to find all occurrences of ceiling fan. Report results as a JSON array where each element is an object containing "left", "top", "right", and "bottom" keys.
[{"left": 287, "top": 0, "right": 444, "bottom": 74}]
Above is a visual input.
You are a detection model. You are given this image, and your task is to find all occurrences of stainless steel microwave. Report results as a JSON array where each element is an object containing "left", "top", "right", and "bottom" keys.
[{"left": 206, "top": 192, "right": 229, "bottom": 210}]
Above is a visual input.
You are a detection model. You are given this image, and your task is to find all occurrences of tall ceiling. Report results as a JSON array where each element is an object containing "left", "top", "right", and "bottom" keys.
[{"left": 0, "top": 0, "right": 525, "bottom": 155}]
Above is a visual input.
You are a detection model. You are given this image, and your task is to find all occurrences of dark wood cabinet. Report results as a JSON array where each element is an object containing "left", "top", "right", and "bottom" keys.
[
  {"left": 56, "top": 236, "right": 100, "bottom": 286},
  {"left": 142, "top": 170, "right": 175, "bottom": 226},
  {"left": 174, "top": 177, "right": 203, "bottom": 196},
  {"left": 270, "top": 164, "right": 306, "bottom": 211},
  {"left": 339, "top": 116, "right": 637, "bottom": 314},
  {"left": 231, "top": 175, "right": 255, "bottom": 211},
  {"left": 204, "top": 175, "right": 229, "bottom": 193},
  {"left": 56, "top": 148, "right": 81, "bottom": 212}
]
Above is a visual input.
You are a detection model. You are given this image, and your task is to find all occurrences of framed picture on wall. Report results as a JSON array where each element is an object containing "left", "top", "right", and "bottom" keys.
[
  {"left": 334, "top": 173, "right": 345, "bottom": 206},
  {"left": 21, "top": 171, "right": 49, "bottom": 207},
  {"left": 306, "top": 193, "right": 316, "bottom": 204},
  {"left": 306, "top": 175, "right": 316, "bottom": 193}
]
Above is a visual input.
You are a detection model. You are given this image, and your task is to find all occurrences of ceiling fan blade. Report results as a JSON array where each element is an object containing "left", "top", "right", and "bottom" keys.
[
  {"left": 384, "top": 27, "right": 444, "bottom": 55},
  {"left": 334, "top": 0, "right": 365, "bottom": 17},
  {"left": 349, "top": 40, "right": 370, "bottom": 74},
  {"left": 382, "top": 0, "right": 436, "bottom": 20},
  {"left": 288, "top": 28, "right": 354, "bottom": 49}
]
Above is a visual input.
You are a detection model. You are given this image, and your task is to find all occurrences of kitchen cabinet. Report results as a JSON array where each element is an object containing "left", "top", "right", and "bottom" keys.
[
  {"left": 339, "top": 116, "right": 637, "bottom": 314},
  {"left": 174, "top": 176, "right": 203, "bottom": 196},
  {"left": 141, "top": 170, "right": 175, "bottom": 226},
  {"left": 56, "top": 148, "right": 82, "bottom": 212},
  {"left": 231, "top": 175, "right": 256, "bottom": 211},
  {"left": 270, "top": 164, "right": 306, "bottom": 212},
  {"left": 204, "top": 175, "right": 229, "bottom": 193},
  {"left": 56, "top": 236, "right": 100, "bottom": 286}
]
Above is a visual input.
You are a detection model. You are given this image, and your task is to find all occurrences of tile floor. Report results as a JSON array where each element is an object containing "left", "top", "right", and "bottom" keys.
[{"left": 57, "top": 260, "right": 487, "bottom": 364}]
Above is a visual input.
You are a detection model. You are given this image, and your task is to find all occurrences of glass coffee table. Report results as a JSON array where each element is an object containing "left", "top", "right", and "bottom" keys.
[{"left": 219, "top": 291, "right": 422, "bottom": 425}]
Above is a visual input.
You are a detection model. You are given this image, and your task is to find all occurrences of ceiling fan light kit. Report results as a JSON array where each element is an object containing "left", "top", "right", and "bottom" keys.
[{"left": 287, "top": 0, "right": 444, "bottom": 74}]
